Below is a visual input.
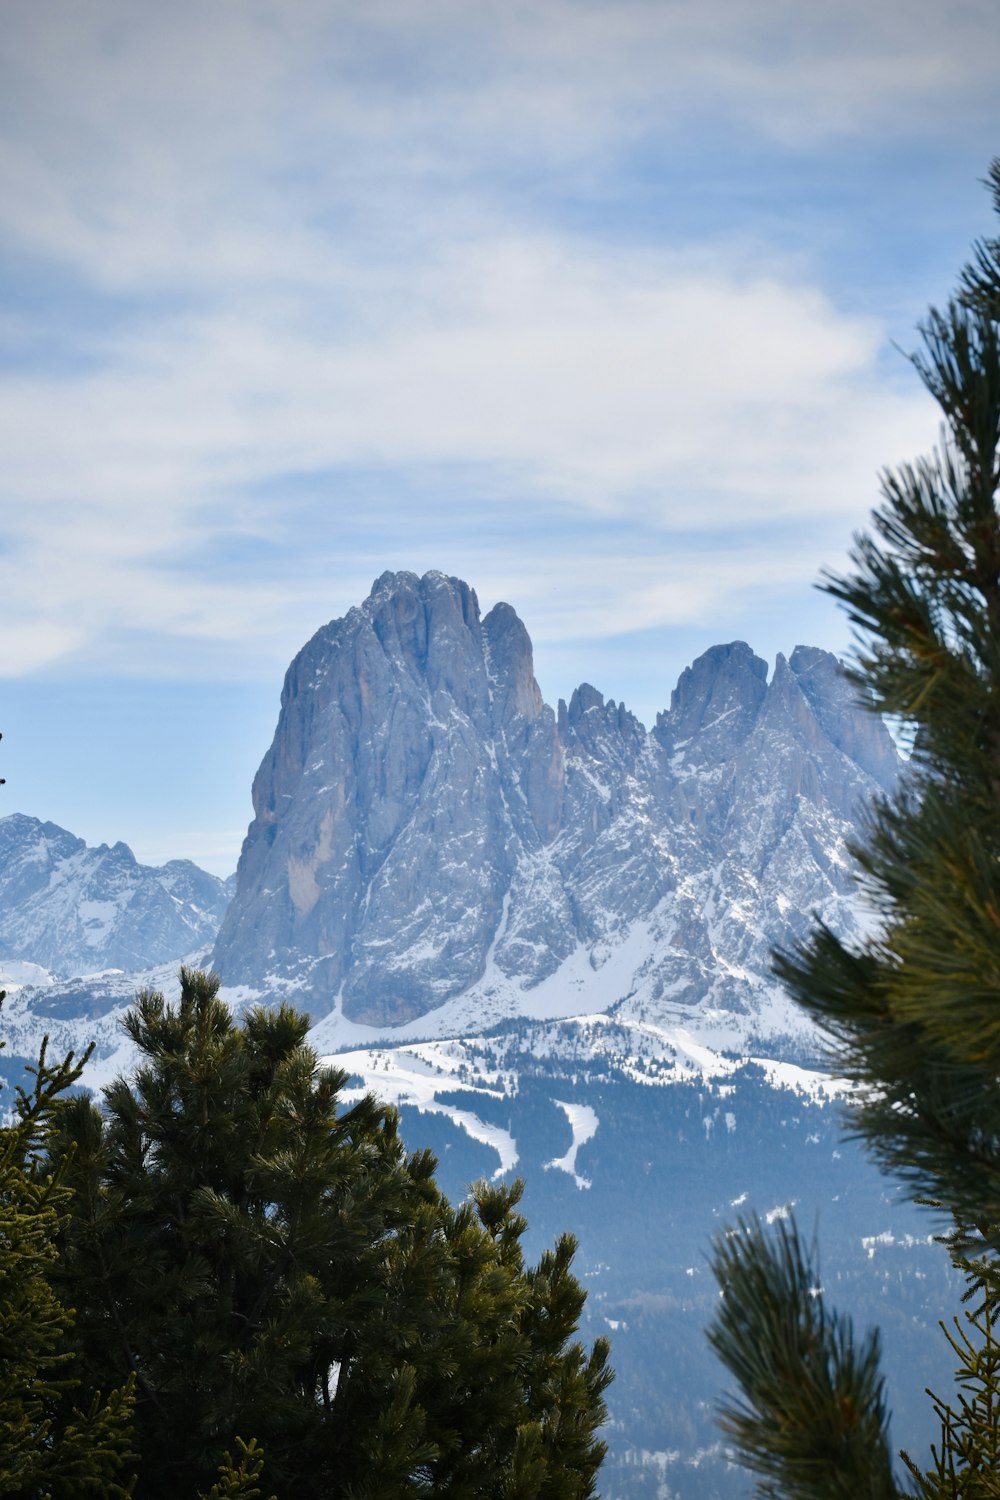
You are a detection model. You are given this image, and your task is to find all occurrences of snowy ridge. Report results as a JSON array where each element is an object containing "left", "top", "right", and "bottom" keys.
[
  {"left": 315, "top": 1014, "right": 849, "bottom": 1188},
  {"left": 334, "top": 1042, "right": 518, "bottom": 1179},
  {"left": 211, "top": 575, "right": 898, "bottom": 1042},
  {"left": 0, "top": 814, "right": 231, "bottom": 978},
  {"left": 0, "top": 955, "right": 198, "bottom": 1098}
]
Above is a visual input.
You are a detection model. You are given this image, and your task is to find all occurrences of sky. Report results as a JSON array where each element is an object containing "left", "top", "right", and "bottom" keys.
[{"left": 1, "top": 1, "right": 999, "bottom": 876}]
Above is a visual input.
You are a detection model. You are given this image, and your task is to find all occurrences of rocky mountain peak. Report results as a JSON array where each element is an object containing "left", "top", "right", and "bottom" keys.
[
  {"left": 0, "top": 816, "right": 230, "bottom": 979},
  {"left": 788, "top": 644, "right": 898, "bottom": 790},
  {"left": 654, "top": 640, "right": 769, "bottom": 765},
  {"left": 557, "top": 686, "right": 644, "bottom": 771},
  {"left": 366, "top": 570, "right": 486, "bottom": 710},
  {"left": 483, "top": 601, "right": 544, "bottom": 726},
  {"left": 214, "top": 571, "right": 561, "bottom": 1027},
  {"left": 211, "top": 574, "right": 900, "bottom": 1042},
  {"left": 567, "top": 682, "right": 605, "bottom": 721}
]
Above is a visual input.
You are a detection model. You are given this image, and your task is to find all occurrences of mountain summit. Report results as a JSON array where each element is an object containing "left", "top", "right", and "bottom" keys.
[
  {"left": 0, "top": 815, "right": 231, "bottom": 977},
  {"left": 212, "top": 571, "right": 897, "bottom": 1039}
]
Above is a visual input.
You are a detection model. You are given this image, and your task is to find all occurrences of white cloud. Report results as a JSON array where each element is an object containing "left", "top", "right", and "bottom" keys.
[
  {"left": 2, "top": 0, "right": 998, "bottom": 289},
  {"left": 0, "top": 0, "right": 984, "bottom": 680},
  {"left": 489, "top": 546, "right": 828, "bottom": 635},
  {"left": 0, "top": 227, "right": 939, "bottom": 676}
]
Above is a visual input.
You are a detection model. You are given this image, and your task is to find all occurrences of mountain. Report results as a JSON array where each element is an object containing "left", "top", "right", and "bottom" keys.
[
  {"left": 0, "top": 814, "right": 233, "bottom": 979},
  {"left": 328, "top": 1023, "right": 955, "bottom": 1500},
  {"left": 213, "top": 570, "right": 898, "bottom": 1048},
  {"left": 0, "top": 577, "right": 950, "bottom": 1500}
]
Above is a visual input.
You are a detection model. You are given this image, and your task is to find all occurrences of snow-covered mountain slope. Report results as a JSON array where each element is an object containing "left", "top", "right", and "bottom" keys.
[
  {"left": 326, "top": 1016, "right": 848, "bottom": 1184},
  {"left": 326, "top": 1016, "right": 954, "bottom": 1500},
  {"left": 0, "top": 954, "right": 204, "bottom": 1100},
  {"left": 0, "top": 599, "right": 936, "bottom": 1500},
  {"left": 0, "top": 814, "right": 232, "bottom": 979},
  {"left": 212, "top": 570, "right": 898, "bottom": 1050}
]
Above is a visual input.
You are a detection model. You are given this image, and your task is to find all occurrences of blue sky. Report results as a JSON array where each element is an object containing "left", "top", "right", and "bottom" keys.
[{"left": 2, "top": 0, "right": 999, "bottom": 875}]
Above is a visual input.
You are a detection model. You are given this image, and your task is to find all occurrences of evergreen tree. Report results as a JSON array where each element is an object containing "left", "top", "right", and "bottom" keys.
[
  {"left": 900, "top": 1242, "right": 1000, "bottom": 1500},
  {"left": 708, "top": 1216, "right": 895, "bottom": 1500},
  {"left": 708, "top": 159, "right": 1000, "bottom": 1498},
  {"left": 54, "top": 967, "right": 611, "bottom": 1500},
  {"left": 0, "top": 1027, "right": 135, "bottom": 1498},
  {"left": 0, "top": 721, "right": 135, "bottom": 1498}
]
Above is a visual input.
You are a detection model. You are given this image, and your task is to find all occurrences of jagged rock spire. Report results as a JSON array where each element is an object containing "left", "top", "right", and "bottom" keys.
[{"left": 212, "top": 573, "right": 898, "bottom": 1034}]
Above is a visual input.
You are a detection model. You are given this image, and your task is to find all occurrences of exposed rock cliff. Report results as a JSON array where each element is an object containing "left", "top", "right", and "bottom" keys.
[{"left": 213, "top": 571, "right": 897, "bottom": 1038}]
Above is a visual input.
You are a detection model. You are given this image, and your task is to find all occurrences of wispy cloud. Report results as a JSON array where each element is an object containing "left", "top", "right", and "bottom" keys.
[
  {"left": 0, "top": 229, "right": 939, "bottom": 676},
  {"left": 0, "top": 0, "right": 992, "bottom": 682}
]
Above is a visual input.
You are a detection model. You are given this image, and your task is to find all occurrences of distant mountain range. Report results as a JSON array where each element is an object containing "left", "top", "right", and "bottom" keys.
[
  {"left": 212, "top": 569, "right": 898, "bottom": 1052},
  {"left": 2, "top": 573, "right": 949, "bottom": 1500},
  {"left": 0, "top": 813, "right": 232, "bottom": 980},
  {"left": 0, "top": 571, "right": 897, "bottom": 1044}
]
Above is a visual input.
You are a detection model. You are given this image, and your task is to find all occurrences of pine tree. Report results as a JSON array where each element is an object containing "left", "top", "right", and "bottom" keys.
[
  {"left": 708, "top": 159, "right": 1000, "bottom": 1499},
  {"left": 708, "top": 1217, "right": 897, "bottom": 1500},
  {"left": 0, "top": 1026, "right": 136, "bottom": 1498},
  {"left": 900, "top": 1263, "right": 1000, "bottom": 1500},
  {"left": 54, "top": 967, "right": 611, "bottom": 1500},
  {"left": 0, "top": 721, "right": 137, "bottom": 1497}
]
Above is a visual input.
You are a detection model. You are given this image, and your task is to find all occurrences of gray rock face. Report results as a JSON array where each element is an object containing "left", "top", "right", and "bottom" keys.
[
  {"left": 0, "top": 815, "right": 232, "bottom": 978},
  {"left": 214, "top": 572, "right": 559, "bottom": 1023},
  {"left": 213, "top": 572, "right": 898, "bottom": 1033}
]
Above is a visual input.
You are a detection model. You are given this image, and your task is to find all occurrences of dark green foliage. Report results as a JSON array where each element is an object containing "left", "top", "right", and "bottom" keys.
[
  {"left": 0, "top": 1026, "right": 135, "bottom": 1498},
  {"left": 709, "top": 160, "right": 1000, "bottom": 1500},
  {"left": 896, "top": 1230, "right": 1000, "bottom": 1500},
  {"left": 198, "top": 1439, "right": 274, "bottom": 1500},
  {"left": 708, "top": 1219, "right": 895, "bottom": 1500},
  {"left": 960, "top": 160, "right": 1000, "bottom": 321},
  {"left": 775, "top": 167, "right": 1000, "bottom": 1240},
  {"left": 55, "top": 967, "right": 611, "bottom": 1500},
  {"left": 903, "top": 1300, "right": 1000, "bottom": 1498}
]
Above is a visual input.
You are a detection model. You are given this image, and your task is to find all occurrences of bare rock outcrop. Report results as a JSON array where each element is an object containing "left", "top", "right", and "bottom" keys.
[{"left": 212, "top": 572, "right": 898, "bottom": 1031}]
